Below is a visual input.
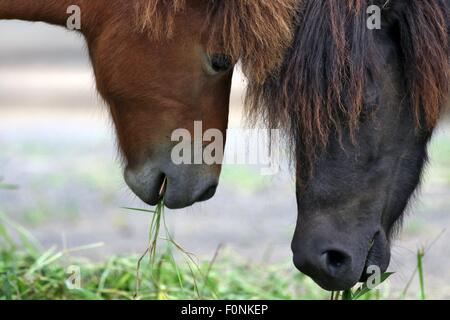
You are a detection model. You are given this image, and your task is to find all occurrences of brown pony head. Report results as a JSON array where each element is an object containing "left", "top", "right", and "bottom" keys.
[{"left": 76, "top": 0, "right": 297, "bottom": 208}]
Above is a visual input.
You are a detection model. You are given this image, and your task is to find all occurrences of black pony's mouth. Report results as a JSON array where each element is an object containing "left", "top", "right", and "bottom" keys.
[{"left": 359, "top": 231, "right": 390, "bottom": 282}]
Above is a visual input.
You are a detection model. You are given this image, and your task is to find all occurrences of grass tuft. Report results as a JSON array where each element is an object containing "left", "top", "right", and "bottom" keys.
[{"left": 0, "top": 212, "right": 331, "bottom": 300}]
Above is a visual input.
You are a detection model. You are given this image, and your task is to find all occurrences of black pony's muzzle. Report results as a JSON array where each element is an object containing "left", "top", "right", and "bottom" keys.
[{"left": 292, "top": 226, "right": 391, "bottom": 291}]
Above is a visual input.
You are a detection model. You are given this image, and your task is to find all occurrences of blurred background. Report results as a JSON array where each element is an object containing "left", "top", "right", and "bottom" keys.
[{"left": 1, "top": 21, "right": 449, "bottom": 299}]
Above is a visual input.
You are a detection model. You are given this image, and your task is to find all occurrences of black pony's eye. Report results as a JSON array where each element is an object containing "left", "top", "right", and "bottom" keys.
[{"left": 210, "top": 54, "right": 232, "bottom": 73}]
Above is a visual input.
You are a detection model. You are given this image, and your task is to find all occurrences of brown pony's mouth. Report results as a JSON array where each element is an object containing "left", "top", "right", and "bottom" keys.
[{"left": 158, "top": 177, "right": 167, "bottom": 201}]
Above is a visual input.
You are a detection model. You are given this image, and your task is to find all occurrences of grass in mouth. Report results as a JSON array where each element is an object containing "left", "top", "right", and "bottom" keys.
[
  {"left": 124, "top": 192, "right": 204, "bottom": 299},
  {"left": 331, "top": 272, "right": 394, "bottom": 300}
]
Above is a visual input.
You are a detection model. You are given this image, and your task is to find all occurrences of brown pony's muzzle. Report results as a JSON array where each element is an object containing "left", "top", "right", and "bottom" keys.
[{"left": 124, "top": 160, "right": 220, "bottom": 209}]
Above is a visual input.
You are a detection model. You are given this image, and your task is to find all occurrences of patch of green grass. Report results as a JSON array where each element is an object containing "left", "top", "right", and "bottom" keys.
[
  {"left": 0, "top": 210, "right": 329, "bottom": 300},
  {"left": 1, "top": 208, "right": 433, "bottom": 300},
  {"left": 0, "top": 215, "right": 327, "bottom": 299},
  {"left": 0, "top": 248, "right": 330, "bottom": 300},
  {"left": 0, "top": 201, "right": 434, "bottom": 300}
]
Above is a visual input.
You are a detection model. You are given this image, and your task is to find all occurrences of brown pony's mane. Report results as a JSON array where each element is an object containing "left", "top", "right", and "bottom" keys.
[
  {"left": 246, "top": 0, "right": 450, "bottom": 173},
  {"left": 135, "top": 0, "right": 298, "bottom": 83}
]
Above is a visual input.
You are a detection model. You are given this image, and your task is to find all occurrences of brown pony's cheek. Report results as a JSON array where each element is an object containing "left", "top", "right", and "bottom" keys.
[{"left": 200, "top": 70, "right": 233, "bottom": 133}]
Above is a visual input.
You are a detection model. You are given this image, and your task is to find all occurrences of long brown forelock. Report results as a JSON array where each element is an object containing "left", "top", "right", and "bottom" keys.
[
  {"left": 135, "top": 0, "right": 186, "bottom": 39},
  {"left": 246, "top": 0, "right": 450, "bottom": 176},
  {"left": 206, "top": 0, "right": 298, "bottom": 84},
  {"left": 135, "top": 0, "right": 298, "bottom": 83}
]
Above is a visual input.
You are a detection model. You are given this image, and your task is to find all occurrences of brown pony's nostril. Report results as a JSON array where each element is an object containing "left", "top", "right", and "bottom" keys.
[{"left": 322, "top": 250, "right": 352, "bottom": 277}]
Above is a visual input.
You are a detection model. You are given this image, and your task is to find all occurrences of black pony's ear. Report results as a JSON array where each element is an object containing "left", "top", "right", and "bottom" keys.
[
  {"left": 377, "top": 0, "right": 450, "bottom": 47},
  {"left": 375, "top": 0, "right": 450, "bottom": 129},
  {"left": 378, "top": 0, "right": 449, "bottom": 31},
  {"left": 375, "top": 0, "right": 407, "bottom": 28}
]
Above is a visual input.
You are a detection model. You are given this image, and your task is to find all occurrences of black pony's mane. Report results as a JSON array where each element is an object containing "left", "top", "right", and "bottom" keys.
[{"left": 246, "top": 0, "right": 450, "bottom": 173}]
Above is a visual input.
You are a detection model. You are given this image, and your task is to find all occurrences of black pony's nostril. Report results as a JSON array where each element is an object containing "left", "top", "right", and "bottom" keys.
[
  {"left": 326, "top": 250, "right": 346, "bottom": 267},
  {"left": 322, "top": 250, "right": 352, "bottom": 276},
  {"left": 197, "top": 185, "right": 217, "bottom": 202},
  {"left": 292, "top": 243, "right": 358, "bottom": 290}
]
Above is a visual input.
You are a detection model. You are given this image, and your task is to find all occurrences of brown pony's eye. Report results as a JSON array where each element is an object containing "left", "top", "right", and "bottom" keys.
[{"left": 210, "top": 54, "right": 232, "bottom": 73}]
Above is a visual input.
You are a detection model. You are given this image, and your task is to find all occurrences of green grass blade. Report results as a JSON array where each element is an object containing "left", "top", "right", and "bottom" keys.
[
  {"left": 342, "top": 289, "right": 353, "bottom": 300},
  {"left": 0, "top": 212, "right": 41, "bottom": 254},
  {"left": 417, "top": 249, "right": 426, "bottom": 300},
  {"left": 121, "top": 207, "right": 156, "bottom": 214},
  {"left": 351, "top": 272, "right": 395, "bottom": 300}
]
